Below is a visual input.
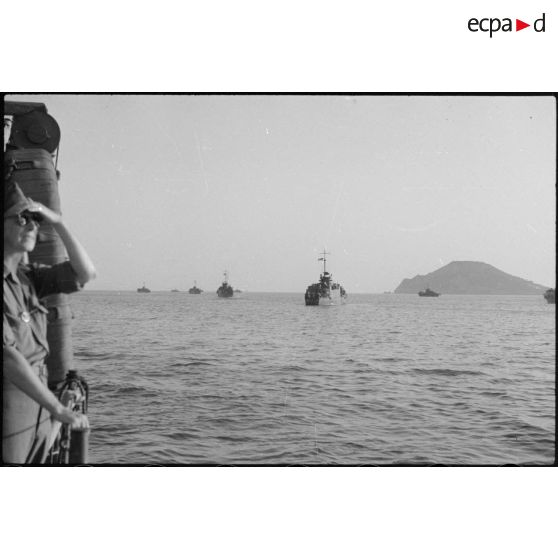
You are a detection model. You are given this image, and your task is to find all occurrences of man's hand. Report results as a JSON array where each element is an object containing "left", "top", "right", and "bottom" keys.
[
  {"left": 51, "top": 406, "right": 90, "bottom": 431},
  {"left": 28, "top": 201, "right": 62, "bottom": 225}
]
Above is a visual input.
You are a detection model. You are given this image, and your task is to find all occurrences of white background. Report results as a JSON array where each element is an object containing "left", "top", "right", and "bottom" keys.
[
  {"left": 1, "top": 1, "right": 557, "bottom": 91},
  {"left": 2, "top": 1, "right": 556, "bottom": 556}
]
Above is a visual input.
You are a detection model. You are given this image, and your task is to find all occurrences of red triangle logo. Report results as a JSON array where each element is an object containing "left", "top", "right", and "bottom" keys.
[{"left": 516, "top": 19, "right": 530, "bottom": 31}]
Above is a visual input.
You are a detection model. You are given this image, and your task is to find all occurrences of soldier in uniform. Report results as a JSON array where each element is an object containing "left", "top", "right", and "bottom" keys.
[{"left": 3, "top": 180, "right": 97, "bottom": 463}]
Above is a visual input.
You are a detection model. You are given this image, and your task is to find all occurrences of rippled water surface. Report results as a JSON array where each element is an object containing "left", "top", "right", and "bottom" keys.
[{"left": 70, "top": 291, "right": 555, "bottom": 464}]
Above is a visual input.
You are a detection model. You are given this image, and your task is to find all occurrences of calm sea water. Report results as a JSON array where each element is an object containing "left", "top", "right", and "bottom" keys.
[{"left": 69, "top": 291, "right": 555, "bottom": 464}]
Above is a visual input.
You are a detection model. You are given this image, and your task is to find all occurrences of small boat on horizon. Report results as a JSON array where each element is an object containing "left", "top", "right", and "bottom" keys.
[
  {"left": 217, "top": 271, "right": 234, "bottom": 298},
  {"left": 137, "top": 284, "right": 151, "bottom": 293},
  {"left": 418, "top": 287, "right": 440, "bottom": 297},
  {"left": 543, "top": 288, "right": 555, "bottom": 304},
  {"left": 189, "top": 281, "right": 203, "bottom": 294},
  {"left": 305, "top": 250, "right": 347, "bottom": 306}
]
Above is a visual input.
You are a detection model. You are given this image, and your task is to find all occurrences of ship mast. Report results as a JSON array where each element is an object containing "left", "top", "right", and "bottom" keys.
[{"left": 318, "top": 249, "right": 330, "bottom": 275}]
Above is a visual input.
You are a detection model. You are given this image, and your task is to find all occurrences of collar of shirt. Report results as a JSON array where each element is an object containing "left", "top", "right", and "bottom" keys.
[{"left": 3, "top": 263, "right": 26, "bottom": 285}]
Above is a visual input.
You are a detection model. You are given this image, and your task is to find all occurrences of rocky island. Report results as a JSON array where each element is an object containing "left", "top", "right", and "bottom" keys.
[{"left": 394, "top": 261, "right": 549, "bottom": 295}]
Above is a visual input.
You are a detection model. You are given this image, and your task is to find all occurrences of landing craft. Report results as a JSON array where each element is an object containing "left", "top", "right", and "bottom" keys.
[
  {"left": 418, "top": 287, "right": 440, "bottom": 297},
  {"left": 189, "top": 280, "right": 203, "bottom": 294},
  {"left": 217, "top": 270, "right": 234, "bottom": 297},
  {"left": 304, "top": 250, "right": 347, "bottom": 306},
  {"left": 543, "top": 288, "right": 555, "bottom": 304}
]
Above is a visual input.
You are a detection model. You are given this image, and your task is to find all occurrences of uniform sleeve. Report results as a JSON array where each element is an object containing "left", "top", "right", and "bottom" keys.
[
  {"left": 3, "top": 312, "right": 17, "bottom": 349},
  {"left": 28, "top": 261, "right": 83, "bottom": 298}
]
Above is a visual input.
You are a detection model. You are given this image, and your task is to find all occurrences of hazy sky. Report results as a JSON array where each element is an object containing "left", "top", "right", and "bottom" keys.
[{"left": 7, "top": 94, "right": 556, "bottom": 292}]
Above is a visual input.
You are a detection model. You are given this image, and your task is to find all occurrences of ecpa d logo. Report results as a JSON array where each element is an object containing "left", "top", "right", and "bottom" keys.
[{"left": 468, "top": 13, "right": 546, "bottom": 37}]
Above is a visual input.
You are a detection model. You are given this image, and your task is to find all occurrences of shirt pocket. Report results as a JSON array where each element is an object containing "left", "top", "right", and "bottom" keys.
[{"left": 28, "top": 292, "right": 49, "bottom": 316}]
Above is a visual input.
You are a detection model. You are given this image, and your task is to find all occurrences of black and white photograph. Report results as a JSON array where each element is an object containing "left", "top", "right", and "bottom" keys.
[
  {"left": 2, "top": 1, "right": 557, "bottom": 554},
  {"left": 3, "top": 94, "right": 555, "bottom": 466}
]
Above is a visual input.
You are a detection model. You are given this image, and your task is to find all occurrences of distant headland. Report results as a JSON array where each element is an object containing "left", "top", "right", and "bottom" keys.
[{"left": 394, "top": 261, "right": 549, "bottom": 295}]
